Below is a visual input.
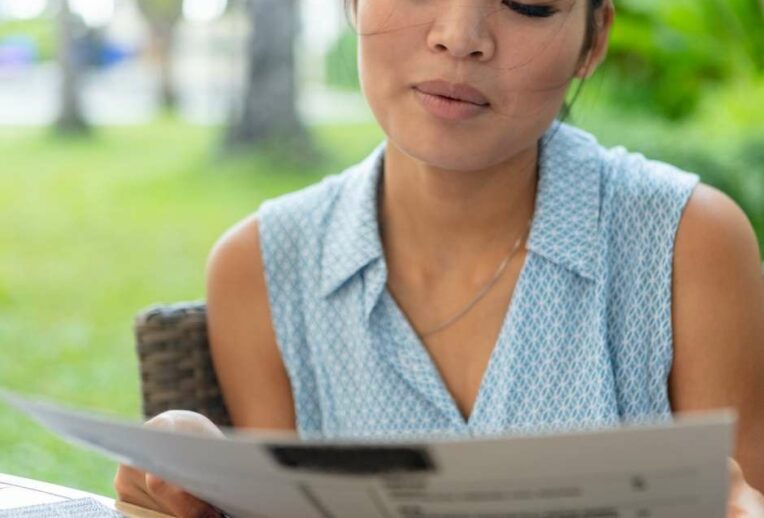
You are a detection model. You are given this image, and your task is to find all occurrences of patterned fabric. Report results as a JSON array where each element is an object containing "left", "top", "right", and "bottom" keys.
[{"left": 256, "top": 122, "right": 700, "bottom": 440}]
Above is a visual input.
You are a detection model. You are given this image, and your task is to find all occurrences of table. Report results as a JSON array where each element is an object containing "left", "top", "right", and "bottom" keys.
[{"left": 0, "top": 473, "right": 172, "bottom": 517}]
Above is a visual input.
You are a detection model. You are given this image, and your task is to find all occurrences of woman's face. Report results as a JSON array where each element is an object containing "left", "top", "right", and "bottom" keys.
[{"left": 356, "top": 0, "right": 597, "bottom": 172}]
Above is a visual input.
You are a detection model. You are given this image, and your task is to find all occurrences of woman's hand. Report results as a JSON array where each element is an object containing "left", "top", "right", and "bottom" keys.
[
  {"left": 727, "top": 458, "right": 764, "bottom": 518},
  {"left": 113, "top": 410, "right": 225, "bottom": 518}
]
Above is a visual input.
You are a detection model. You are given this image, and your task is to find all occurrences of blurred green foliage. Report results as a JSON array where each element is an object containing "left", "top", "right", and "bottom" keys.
[{"left": 606, "top": 0, "right": 764, "bottom": 119}]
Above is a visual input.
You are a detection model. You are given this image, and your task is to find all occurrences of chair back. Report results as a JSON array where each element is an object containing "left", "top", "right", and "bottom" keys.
[{"left": 134, "top": 301, "right": 232, "bottom": 426}]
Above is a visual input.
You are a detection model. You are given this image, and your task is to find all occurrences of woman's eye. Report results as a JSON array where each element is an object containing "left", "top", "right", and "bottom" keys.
[{"left": 503, "top": 1, "right": 558, "bottom": 18}]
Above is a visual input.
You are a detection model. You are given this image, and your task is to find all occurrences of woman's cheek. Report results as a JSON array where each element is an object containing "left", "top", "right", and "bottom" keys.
[
  {"left": 358, "top": 43, "right": 390, "bottom": 125},
  {"left": 358, "top": 31, "right": 417, "bottom": 123},
  {"left": 493, "top": 31, "right": 583, "bottom": 121}
]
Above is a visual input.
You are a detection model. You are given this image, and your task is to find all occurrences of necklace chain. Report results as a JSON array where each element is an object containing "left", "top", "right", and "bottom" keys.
[
  {"left": 381, "top": 144, "right": 541, "bottom": 340},
  {"left": 418, "top": 215, "right": 532, "bottom": 338}
]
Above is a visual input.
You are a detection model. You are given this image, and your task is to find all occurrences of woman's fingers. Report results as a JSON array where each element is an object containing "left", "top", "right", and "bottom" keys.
[
  {"left": 145, "top": 410, "right": 226, "bottom": 438},
  {"left": 114, "top": 462, "right": 219, "bottom": 518},
  {"left": 144, "top": 472, "right": 219, "bottom": 518},
  {"left": 114, "top": 410, "right": 226, "bottom": 517},
  {"left": 113, "top": 464, "right": 169, "bottom": 514},
  {"left": 726, "top": 458, "right": 764, "bottom": 518}
]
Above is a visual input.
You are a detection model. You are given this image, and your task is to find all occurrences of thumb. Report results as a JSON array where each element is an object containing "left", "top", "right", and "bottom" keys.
[{"left": 145, "top": 410, "right": 225, "bottom": 438}]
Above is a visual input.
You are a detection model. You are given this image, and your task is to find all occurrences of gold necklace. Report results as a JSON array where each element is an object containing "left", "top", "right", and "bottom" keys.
[
  {"left": 418, "top": 215, "right": 532, "bottom": 338},
  {"left": 380, "top": 147, "right": 539, "bottom": 340}
]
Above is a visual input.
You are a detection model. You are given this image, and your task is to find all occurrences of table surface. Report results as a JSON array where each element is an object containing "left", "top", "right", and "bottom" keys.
[{"left": 0, "top": 473, "right": 172, "bottom": 517}]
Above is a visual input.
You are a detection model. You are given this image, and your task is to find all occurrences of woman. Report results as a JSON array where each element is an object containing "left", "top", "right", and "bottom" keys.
[{"left": 115, "top": 0, "right": 764, "bottom": 516}]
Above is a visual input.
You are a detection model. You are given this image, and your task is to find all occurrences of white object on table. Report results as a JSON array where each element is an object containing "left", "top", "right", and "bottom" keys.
[{"left": 0, "top": 473, "right": 171, "bottom": 517}]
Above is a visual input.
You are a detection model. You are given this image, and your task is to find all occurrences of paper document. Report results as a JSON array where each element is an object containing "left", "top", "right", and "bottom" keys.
[
  {"left": 2, "top": 389, "right": 734, "bottom": 518},
  {"left": 0, "top": 498, "right": 123, "bottom": 518}
]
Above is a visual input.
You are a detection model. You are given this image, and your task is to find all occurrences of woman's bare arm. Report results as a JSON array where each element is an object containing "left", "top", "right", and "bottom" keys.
[
  {"left": 670, "top": 183, "right": 764, "bottom": 492},
  {"left": 205, "top": 214, "right": 297, "bottom": 431}
]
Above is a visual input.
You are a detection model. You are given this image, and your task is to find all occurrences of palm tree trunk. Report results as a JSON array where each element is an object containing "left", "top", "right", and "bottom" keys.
[
  {"left": 223, "top": 0, "right": 319, "bottom": 163},
  {"left": 55, "top": 0, "right": 89, "bottom": 135},
  {"left": 151, "top": 22, "right": 177, "bottom": 111}
]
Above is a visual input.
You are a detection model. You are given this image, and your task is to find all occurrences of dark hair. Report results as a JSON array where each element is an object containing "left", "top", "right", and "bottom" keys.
[{"left": 583, "top": 0, "right": 605, "bottom": 62}]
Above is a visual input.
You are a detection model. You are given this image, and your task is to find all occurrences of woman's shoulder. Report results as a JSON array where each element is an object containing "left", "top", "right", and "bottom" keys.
[
  {"left": 256, "top": 142, "right": 384, "bottom": 240},
  {"left": 537, "top": 123, "right": 703, "bottom": 270},
  {"left": 256, "top": 170, "right": 345, "bottom": 229},
  {"left": 545, "top": 123, "right": 701, "bottom": 222},
  {"left": 573, "top": 130, "right": 700, "bottom": 217},
  {"left": 550, "top": 125, "right": 703, "bottom": 279},
  {"left": 554, "top": 125, "right": 702, "bottom": 234}
]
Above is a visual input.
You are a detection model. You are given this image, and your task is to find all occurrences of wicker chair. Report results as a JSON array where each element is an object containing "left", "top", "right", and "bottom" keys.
[{"left": 134, "top": 301, "right": 232, "bottom": 427}]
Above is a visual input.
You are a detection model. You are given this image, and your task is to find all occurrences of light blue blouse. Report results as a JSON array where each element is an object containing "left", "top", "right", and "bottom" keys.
[{"left": 256, "top": 122, "right": 700, "bottom": 439}]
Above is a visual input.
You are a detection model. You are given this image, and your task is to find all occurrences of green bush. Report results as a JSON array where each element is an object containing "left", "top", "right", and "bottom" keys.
[{"left": 604, "top": 0, "right": 764, "bottom": 119}]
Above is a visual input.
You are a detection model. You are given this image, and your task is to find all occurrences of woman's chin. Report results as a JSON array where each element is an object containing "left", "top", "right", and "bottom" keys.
[
  {"left": 414, "top": 154, "right": 493, "bottom": 173},
  {"left": 390, "top": 136, "right": 512, "bottom": 173}
]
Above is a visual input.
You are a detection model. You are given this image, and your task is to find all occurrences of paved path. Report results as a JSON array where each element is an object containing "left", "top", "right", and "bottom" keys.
[{"left": 0, "top": 60, "right": 373, "bottom": 126}]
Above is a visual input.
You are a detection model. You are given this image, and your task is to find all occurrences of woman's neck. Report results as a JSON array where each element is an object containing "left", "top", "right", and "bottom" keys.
[{"left": 379, "top": 141, "right": 539, "bottom": 281}]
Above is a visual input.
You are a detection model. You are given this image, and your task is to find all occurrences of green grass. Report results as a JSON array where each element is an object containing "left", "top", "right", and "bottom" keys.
[{"left": 0, "top": 118, "right": 383, "bottom": 497}]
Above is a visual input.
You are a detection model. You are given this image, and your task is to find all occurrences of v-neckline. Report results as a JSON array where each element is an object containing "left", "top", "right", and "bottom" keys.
[{"left": 379, "top": 251, "right": 532, "bottom": 431}]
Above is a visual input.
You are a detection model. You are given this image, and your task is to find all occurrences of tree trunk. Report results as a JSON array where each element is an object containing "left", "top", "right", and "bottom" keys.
[
  {"left": 150, "top": 21, "right": 177, "bottom": 111},
  {"left": 223, "top": 0, "right": 319, "bottom": 164},
  {"left": 134, "top": 0, "right": 182, "bottom": 113},
  {"left": 55, "top": 0, "right": 89, "bottom": 135}
]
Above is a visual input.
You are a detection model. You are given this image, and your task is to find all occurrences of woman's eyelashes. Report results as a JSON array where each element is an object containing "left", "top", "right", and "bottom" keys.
[{"left": 503, "top": 1, "right": 558, "bottom": 18}]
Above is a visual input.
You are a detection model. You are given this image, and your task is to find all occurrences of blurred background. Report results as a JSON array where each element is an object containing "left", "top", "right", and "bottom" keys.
[{"left": 0, "top": 0, "right": 762, "bottom": 498}]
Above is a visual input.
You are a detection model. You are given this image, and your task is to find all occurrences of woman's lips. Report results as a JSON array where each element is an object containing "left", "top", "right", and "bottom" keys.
[
  {"left": 413, "top": 87, "right": 490, "bottom": 121},
  {"left": 415, "top": 80, "right": 490, "bottom": 105}
]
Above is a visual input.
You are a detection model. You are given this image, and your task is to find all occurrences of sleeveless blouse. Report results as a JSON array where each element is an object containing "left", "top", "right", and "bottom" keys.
[{"left": 256, "top": 122, "right": 700, "bottom": 439}]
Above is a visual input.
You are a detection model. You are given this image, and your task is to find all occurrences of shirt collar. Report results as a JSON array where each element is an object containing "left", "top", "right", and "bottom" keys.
[
  {"left": 526, "top": 122, "right": 603, "bottom": 282},
  {"left": 319, "top": 122, "right": 603, "bottom": 308},
  {"left": 319, "top": 142, "right": 387, "bottom": 301}
]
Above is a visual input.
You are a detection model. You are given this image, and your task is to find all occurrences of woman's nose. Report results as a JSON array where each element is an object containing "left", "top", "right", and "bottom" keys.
[{"left": 426, "top": 3, "right": 496, "bottom": 61}]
